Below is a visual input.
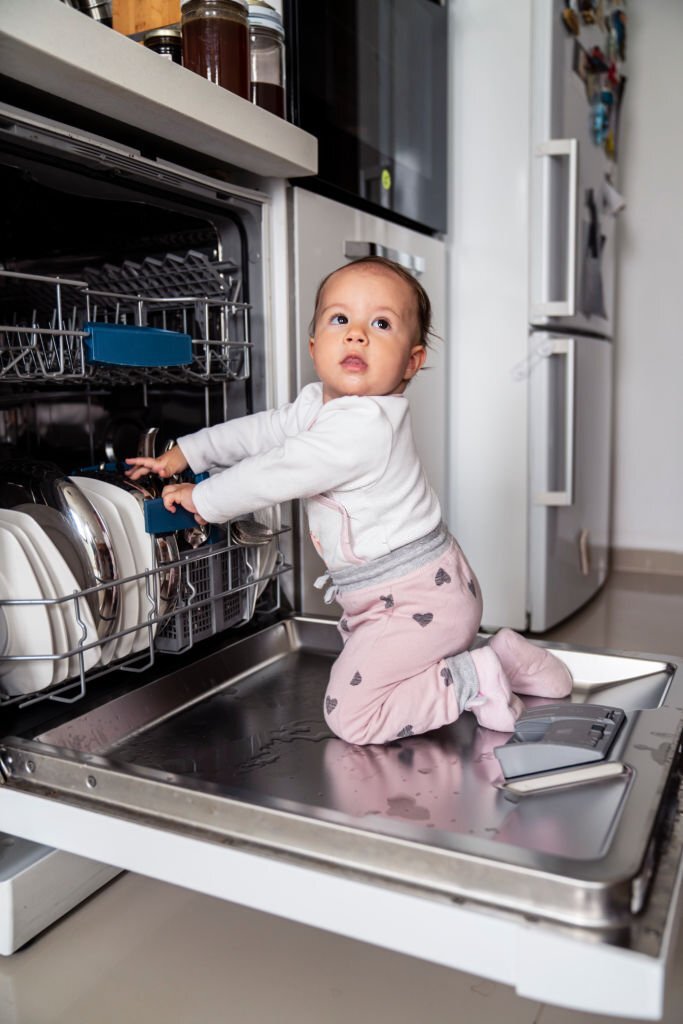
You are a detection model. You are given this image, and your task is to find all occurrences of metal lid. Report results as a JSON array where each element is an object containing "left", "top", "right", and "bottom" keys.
[
  {"left": 181, "top": 0, "right": 248, "bottom": 9},
  {"left": 248, "top": 0, "right": 284, "bottom": 34},
  {"left": 143, "top": 26, "right": 182, "bottom": 40}
]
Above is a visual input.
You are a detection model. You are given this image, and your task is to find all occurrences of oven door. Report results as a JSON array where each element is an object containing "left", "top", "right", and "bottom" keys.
[
  {"left": 285, "top": 0, "right": 448, "bottom": 234},
  {"left": 2, "top": 617, "right": 683, "bottom": 1020}
]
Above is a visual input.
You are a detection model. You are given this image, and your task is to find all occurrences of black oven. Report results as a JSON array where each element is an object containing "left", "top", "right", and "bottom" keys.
[{"left": 284, "top": 0, "right": 448, "bottom": 235}]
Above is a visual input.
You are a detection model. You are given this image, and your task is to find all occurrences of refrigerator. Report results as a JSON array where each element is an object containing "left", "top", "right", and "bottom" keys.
[
  {"left": 289, "top": 186, "right": 448, "bottom": 616},
  {"left": 448, "top": 0, "right": 627, "bottom": 632}
]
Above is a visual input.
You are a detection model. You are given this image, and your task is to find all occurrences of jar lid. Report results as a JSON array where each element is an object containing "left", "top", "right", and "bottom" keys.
[
  {"left": 248, "top": 0, "right": 283, "bottom": 33},
  {"left": 143, "top": 26, "right": 182, "bottom": 40},
  {"left": 181, "top": 0, "right": 248, "bottom": 8}
]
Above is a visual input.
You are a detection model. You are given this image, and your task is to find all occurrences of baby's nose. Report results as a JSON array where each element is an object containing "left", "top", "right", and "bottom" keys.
[{"left": 345, "top": 322, "right": 368, "bottom": 343}]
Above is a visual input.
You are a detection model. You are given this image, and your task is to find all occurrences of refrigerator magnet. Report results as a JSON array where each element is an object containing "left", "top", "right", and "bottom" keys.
[{"left": 562, "top": 6, "right": 580, "bottom": 35}]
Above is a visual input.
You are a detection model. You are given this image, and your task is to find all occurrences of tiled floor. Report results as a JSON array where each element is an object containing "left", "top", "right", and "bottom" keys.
[
  {"left": 535, "top": 570, "right": 683, "bottom": 660},
  {"left": 1, "top": 571, "right": 682, "bottom": 1024}
]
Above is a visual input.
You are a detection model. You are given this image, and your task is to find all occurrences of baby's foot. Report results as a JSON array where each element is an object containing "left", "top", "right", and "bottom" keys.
[
  {"left": 465, "top": 647, "right": 524, "bottom": 733},
  {"left": 489, "top": 628, "right": 572, "bottom": 698}
]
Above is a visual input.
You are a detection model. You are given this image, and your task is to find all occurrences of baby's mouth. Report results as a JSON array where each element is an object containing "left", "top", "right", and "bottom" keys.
[{"left": 341, "top": 355, "right": 367, "bottom": 370}]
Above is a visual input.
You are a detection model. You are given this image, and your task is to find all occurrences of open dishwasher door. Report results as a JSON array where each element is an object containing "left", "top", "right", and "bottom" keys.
[{"left": 2, "top": 618, "right": 683, "bottom": 1020}]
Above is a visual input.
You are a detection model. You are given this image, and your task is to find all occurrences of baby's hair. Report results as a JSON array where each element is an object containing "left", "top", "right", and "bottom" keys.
[{"left": 309, "top": 255, "right": 434, "bottom": 349}]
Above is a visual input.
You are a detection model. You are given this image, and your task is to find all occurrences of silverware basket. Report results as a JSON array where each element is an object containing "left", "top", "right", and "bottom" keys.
[{"left": 155, "top": 539, "right": 248, "bottom": 652}]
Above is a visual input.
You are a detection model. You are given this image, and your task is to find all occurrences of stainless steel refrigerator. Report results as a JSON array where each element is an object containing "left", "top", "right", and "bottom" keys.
[
  {"left": 448, "top": 0, "right": 627, "bottom": 632},
  {"left": 290, "top": 186, "right": 448, "bottom": 617}
]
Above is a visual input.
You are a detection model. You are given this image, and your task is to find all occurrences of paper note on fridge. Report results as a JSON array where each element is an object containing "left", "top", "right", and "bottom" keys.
[{"left": 602, "top": 179, "right": 626, "bottom": 216}]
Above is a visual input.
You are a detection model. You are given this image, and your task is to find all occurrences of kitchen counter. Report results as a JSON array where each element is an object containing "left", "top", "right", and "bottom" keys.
[
  {"left": 1, "top": 869, "right": 683, "bottom": 1024},
  {"left": 0, "top": 0, "right": 317, "bottom": 179}
]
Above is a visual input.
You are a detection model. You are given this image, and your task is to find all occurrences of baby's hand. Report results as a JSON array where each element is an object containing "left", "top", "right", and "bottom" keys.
[
  {"left": 161, "top": 482, "right": 208, "bottom": 526},
  {"left": 125, "top": 445, "right": 189, "bottom": 481}
]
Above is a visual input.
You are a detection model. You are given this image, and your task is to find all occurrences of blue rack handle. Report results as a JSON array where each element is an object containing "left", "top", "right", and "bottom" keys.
[
  {"left": 77, "top": 461, "right": 134, "bottom": 474},
  {"left": 143, "top": 471, "right": 210, "bottom": 535},
  {"left": 84, "top": 323, "right": 192, "bottom": 367},
  {"left": 144, "top": 498, "right": 199, "bottom": 535}
]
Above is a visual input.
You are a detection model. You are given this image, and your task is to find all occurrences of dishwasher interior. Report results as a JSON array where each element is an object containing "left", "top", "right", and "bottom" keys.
[{"left": 0, "top": 103, "right": 288, "bottom": 712}]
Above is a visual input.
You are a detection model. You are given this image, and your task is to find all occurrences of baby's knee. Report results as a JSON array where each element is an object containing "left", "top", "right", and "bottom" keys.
[
  {"left": 325, "top": 705, "right": 371, "bottom": 745},
  {"left": 323, "top": 693, "right": 381, "bottom": 746}
]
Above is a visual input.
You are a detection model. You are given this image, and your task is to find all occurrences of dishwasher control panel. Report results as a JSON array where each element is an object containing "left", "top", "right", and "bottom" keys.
[{"left": 494, "top": 703, "right": 626, "bottom": 778}]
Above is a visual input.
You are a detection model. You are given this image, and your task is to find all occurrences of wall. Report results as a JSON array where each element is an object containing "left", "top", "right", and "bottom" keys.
[{"left": 612, "top": 1, "right": 683, "bottom": 563}]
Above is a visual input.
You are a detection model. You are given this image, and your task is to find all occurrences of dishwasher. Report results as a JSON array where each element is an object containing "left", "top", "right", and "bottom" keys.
[{"left": 1, "top": 69, "right": 683, "bottom": 1024}]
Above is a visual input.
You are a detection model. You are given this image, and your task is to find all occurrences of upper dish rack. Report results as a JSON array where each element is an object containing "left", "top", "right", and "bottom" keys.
[{"left": 0, "top": 251, "right": 252, "bottom": 385}]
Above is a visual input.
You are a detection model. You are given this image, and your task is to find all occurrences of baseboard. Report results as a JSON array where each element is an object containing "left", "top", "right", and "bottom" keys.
[{"left": 611, "top": 547, "right": 683, "bottom": 576}]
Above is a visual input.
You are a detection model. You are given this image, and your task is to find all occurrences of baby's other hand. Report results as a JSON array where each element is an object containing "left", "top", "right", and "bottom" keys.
[
  {"left": 161, "top": 482, "right": 208, "bottom": 526},
  {"left": 125, "top": 445, "right": 189, "bottom": 481}
]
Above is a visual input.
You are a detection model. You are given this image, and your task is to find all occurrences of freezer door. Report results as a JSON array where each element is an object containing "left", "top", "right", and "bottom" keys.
[
  {"left": 291, "top": 187, "right": 447, "bottom": 616},
  {"left": 529, "top": 0, "right": 623, "bottom": 337},
  {"left": 528, "top": 332, "right": 612, "bottom": 631}
]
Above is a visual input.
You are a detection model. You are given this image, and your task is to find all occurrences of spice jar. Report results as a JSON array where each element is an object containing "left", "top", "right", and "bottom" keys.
[
  {"left": 142, "top": 27, "right": 183, "bottom": 63},
  {"left": 180, "top": 0, "right": 250, "bottom": 98},
  {"left": 248, "top": 0, "right": 286, "bottom": 118}
]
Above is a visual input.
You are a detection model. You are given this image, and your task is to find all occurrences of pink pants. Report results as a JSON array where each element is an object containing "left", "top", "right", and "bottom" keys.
[{"left": 323, "top": 536, "right": 487, "bottom": 745}]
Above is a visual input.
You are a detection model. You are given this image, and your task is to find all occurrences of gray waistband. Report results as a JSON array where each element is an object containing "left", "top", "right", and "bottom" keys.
[{"left": 331, "top": 522, "right": 452, "bottom": 592}]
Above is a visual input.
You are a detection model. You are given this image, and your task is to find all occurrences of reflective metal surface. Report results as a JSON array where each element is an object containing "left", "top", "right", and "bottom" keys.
[
  {"left": 77, "top": 472, "right": 180, "bottom": 615},
  {"left": 1, "top": 618, "right": 682, "bottom": 935},
  {"left": 0, "top": 462, "right": 118, "bottom": 636}
]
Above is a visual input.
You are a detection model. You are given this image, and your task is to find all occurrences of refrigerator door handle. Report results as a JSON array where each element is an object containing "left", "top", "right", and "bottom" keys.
[
  {"left": 531, "top": 138, "right": 578, "bottom": 319},
  {"left": 534, "top": 336, "right": 575, "bottom": 507},
  {"left": 344, "top": 241, "right": 426, "bottom": 277}
]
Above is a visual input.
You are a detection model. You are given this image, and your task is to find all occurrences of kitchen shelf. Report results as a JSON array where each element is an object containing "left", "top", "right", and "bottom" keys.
[{"left": 0, "top": 0, "right": 317, "bottom": 180}]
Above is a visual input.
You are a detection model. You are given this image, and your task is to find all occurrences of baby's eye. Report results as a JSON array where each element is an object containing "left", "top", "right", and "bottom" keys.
[
  {"left": 372, "top": 317, "right": 391, "bottom": 330},
  {"left": 330, "top": 313, "right": 348, "bottom": 325}
]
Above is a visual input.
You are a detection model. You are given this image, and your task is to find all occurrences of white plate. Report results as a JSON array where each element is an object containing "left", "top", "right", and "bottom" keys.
[
  {"left": 0, "top": 508, "right": 100, "bottom": 680},
  {"left": 71, "top": 477, "right": 155, "bottom": 651},
  {"left": 254, "top": 506, "right": 280, "bottom": 600},
  {"left": 0, "top": 513, "right": 69, "bottom": 686},
  {"left": 71, "top": 482, "right": 139, "bottom": 662},
  {"left": 0, "top": 607, "right": 8, "bottom": 658},
  {"left": 0, "top": 526, "right": 54, "bottom": 696}
]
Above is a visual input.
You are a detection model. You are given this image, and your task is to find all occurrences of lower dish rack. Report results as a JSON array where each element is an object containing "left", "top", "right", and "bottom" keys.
[{"left": 0, "top": 527, "right": 291, "bottom": 709}]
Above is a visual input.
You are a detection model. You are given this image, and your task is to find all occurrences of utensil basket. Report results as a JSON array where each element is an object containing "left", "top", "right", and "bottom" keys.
[{"left": 155, "top": 538, "right": 248, "bottom": 652}]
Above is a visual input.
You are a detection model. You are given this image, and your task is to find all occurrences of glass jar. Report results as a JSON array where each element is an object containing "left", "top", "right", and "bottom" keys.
[
  {"left": 248, "top": 0, "right": 286, "bottom": 118},
  {"left": 142, "top": 27, "right": 183, "bottom": 64},
  {"left": 180, "top": 0, "right": 250, "bottom": 98}
]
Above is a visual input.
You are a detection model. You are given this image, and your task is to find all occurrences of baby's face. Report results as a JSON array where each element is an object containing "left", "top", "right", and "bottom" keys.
[{"left": 309, "top": 264, "right": 426, "bottom": 403}]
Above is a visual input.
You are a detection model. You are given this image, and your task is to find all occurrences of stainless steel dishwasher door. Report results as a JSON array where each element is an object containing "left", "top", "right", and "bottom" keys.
[{"left": 1, "top": 617, "right": 683, "bottom": 1019}]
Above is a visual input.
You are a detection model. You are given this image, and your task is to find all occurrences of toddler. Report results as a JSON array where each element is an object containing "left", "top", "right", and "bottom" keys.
[{"left": 126, "top": 256, "right": 572, "bottom": 745}]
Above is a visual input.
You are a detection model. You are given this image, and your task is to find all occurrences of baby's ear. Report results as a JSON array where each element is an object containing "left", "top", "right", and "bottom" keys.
[
  {"left": 308, "top": 337, "right": 316, "bottom": 358},
  {"left": 405, "top": 345, "right": 427, "bottom": 380}
]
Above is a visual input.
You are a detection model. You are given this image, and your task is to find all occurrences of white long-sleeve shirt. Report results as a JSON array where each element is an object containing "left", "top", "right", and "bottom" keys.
[{"left": 178, "top": 382, "right": 441, "bottom": 573}]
